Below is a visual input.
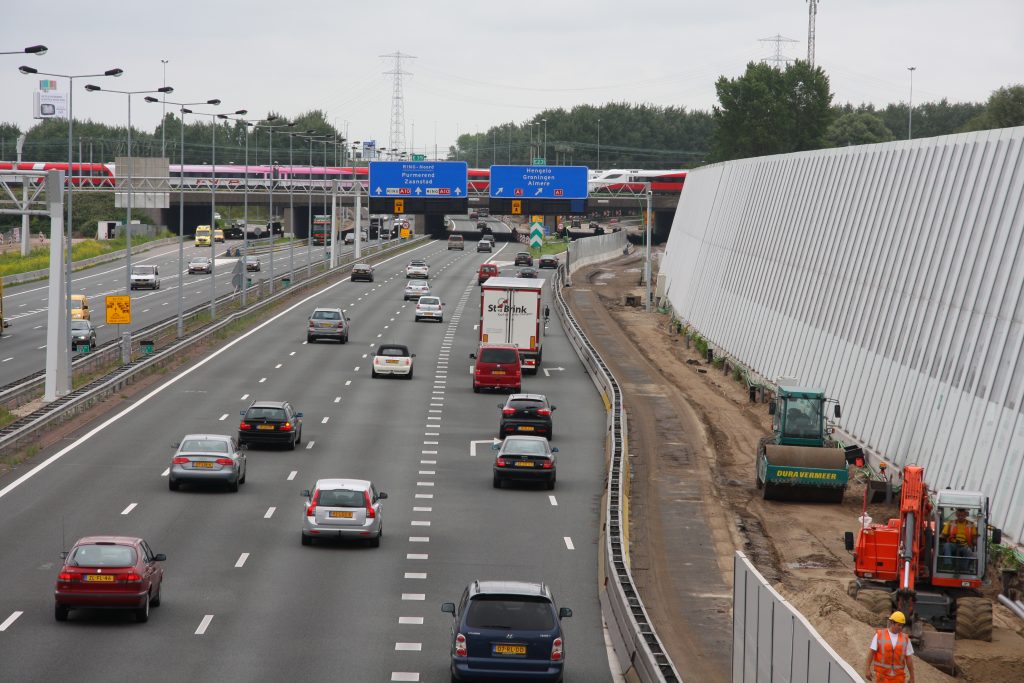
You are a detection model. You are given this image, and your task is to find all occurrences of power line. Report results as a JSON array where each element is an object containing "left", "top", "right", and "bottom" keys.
[{"left": 381, "top": 51, "right": 415, "bottom": 157}]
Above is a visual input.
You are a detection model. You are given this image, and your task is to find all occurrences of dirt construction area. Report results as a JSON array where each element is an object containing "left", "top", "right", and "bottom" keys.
[{"left": 564, "top": 250, "right": 1024, "bottom": 682}]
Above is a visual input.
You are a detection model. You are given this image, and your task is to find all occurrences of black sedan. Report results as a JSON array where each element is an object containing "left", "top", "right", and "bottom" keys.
[
  {"left": 499, "top": 393, "right": 556, "bottom": 439},
  {"left": 492, "top": 435, "right": 558, "bottom": 489},
  {"left": 517, "top": 267, "right": 539, "bottom": 279},
  {"left": 70, "top": 320, "right": 97, "bottom": 350},
  {"left": 244, "top": 256, "right": 262, "bottom": 272},
  {"left": 514, "top": 252, "right": 533, "bottom": 266},
  {"left": 238, "top": 400, "right": 303, "bottom": 450},
  {"left": 538, "top": 255, "right": 558, "bottom": 269}
]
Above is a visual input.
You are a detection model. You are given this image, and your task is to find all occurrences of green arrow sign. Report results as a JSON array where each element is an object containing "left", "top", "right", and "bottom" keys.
[{"left": 530, "top": 221, "right": 544, "bottom": 249}]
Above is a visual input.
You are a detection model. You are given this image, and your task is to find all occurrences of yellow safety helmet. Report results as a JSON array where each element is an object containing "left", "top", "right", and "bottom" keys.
[{"left": 888, "top": 611, "right": 906, "bottom": 625}]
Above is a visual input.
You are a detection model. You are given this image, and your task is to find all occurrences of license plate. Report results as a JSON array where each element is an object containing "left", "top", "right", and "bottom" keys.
[
  {"left": 387, "top": 359, "right": 399, "bottom": 364},
  {"left": 85, "top": 574, "right": 114, "bottom": 582},
  {"left": 317, "top": 322, "right": 332, "bottom": 327},
  {"left": 329, "top": 511, "right": 353, "bottom": 518},
  {"left": 193, "top": 461, "right": 214, "bottom": 468},
  {"left": 518, "top": 426, "right": 535, "bottom": 431},
  {"left": 257, "top": 424, "right": 275, "bottom": 430},
  {"left": 493, "top": 644, "right": 527, "bottom": 655},
  {"left": 493, "top": 370, "right": 505, "bottom": 375},
  {"left": 515, "top": 461, "right": 535, "bottom": 467}
]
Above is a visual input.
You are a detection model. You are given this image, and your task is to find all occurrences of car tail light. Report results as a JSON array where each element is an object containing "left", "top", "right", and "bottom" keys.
[
  {"left": 308, "top": 323, "right": 315, "bottom": 329},
  {"left": 58, "top": 571, "right": 80, "bottom": 581},
  {"left": 502, "top": 407, "right": 516, "bottom": 416},
  {"left": 337, "top": 322, "right": 345, "bottom": 328},
  {"left": 120, "top": 573, "right": 142, "bottom": 583},
  {"left": 239, "top": 421, "right": 252, "bottom": 431},
  {"left": 454, "top": 633, "right": 467, "bottom": 657},
  {"left": 172, "top": 456, "right": 189, "bottom": 465},
  {"left": 402, "top": 359, "right": 411, "bottom": 366},
  {"left": 215, "top": 458, "right": 234, "bottom": 466},
  {"left": 536, "top": 408, "right": 551, "bottom": 416},
  {"left": 364, "top": 490, "right": 376, "bottom": 518},
  {"left": 542, "top": 460, "right": 554, "bottom": 469},
  {"left": 496, "top": 458, "right": 507, "bottom": 467},
  {"left": 550, "top": 637, "right": 563, "bottom": 661},
  {"left": 280, "top": 421, "right": 293, "bottom": 432},
  {"left": 306, "top": 490, "right": 319, "bottom": 517}
]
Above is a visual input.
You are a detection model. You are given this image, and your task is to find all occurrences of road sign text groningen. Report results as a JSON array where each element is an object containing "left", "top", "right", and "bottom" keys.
[{"left": 489, "top": 165, "right": 588, "bottom": 200}]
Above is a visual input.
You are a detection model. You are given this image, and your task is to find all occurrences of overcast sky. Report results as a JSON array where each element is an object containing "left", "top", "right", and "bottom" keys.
[{"left": 2, "top": 0, "right": 1021, "bottom": 158}]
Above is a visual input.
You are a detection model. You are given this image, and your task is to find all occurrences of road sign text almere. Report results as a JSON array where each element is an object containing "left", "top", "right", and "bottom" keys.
[{"left": 488, "top": 165, "right": 588, "bottom": 215}]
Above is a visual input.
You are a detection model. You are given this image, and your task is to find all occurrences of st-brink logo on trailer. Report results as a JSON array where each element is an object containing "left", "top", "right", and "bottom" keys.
[{"left": 488, "top": 298, "right": 527, "bottom": 315}]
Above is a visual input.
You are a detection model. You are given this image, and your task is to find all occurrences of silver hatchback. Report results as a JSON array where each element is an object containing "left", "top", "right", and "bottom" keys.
[
  {"left": 301, "top": 479, "right": 387, "bottom": 546},
  {"left": 169, "top": 434, "right": 246, "bottom": 492}
]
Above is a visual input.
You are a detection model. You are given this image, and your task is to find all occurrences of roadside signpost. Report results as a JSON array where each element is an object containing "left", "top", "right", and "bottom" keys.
[
  {"left": 105, "top": 295, "right": 131, "bottom": 325},
  {"left": 368, "top": 161, "right": 468, "bottom": 215}
]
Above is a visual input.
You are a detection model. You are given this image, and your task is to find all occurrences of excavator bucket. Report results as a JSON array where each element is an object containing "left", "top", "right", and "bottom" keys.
[
  {"left": 916, "top": 630, "right": 956, "bottom": 674},
  {"left": 761, "top": 444, "right": 848, "bottom": 502}
]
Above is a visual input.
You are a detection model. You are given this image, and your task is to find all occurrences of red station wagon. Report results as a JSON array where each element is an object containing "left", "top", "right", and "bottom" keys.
[{"left": 54, "top": 536, "right": 166, "bottom": 623}]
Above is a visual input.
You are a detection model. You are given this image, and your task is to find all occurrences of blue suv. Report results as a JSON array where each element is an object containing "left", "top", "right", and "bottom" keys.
[{"left": 441, "top": 580, "right": 572, "bottom": 682}]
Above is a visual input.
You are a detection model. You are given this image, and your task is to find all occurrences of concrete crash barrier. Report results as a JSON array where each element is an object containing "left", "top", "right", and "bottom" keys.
[
  {"left": 2, "top": 236, "right": 179, "bottom": 287},
  {"left": 567, "top": 230, "right": 628, "bottom": 275},
  {"left": 552, "top": 261, "right": 683, "bottom": 682},
  {"left": 733, "top": 552, "right": 861, "bottom": 683}
]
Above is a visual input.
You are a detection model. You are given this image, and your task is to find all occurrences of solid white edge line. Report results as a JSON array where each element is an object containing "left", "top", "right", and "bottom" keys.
[{"left": 0, "top": 241, "right": 436, "bottom": 503}]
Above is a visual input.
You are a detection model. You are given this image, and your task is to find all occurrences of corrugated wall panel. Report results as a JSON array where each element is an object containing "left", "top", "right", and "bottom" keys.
[{"left": 663, "top": 127, "right": 1024, "bottom": 543}]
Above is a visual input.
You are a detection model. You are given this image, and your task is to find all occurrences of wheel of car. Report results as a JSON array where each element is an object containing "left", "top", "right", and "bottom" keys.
[
  {"left": 307, "top": 335, "right": 314, "bottom": 343},
  {"left": 239, "top": 467, "right": 246, "bottom": 484},
  {"left": 296, "top": 428, "right": 302, "bottom": 445},
  {"left": 168, "top": 479, "right": 180, "bottom": 491},
  {"left": 228, "top": 479, "right": 239, "bottom": 493},
  {"left": 342, "top": 334, "right": 349, "bottom": 344},
  {"left": 371, "top": 369, "right": 379, "bottom": 378},
  {"left": 368, "top": 532, "right": 381, "bottom": 548},
  {"left": 301, "top": 533, "right": 312, "bottom": 546},
  {"left": 513, "top": 386, "right": 522, "bottom": 393},
  {"left": 288, "top": 436, "right": 297, "bottom": 451},
  {"left": 54, "top": 604, "right": 69, "bottom": 622},
  {"left": 473, "top": 384, "right": 480, "bottom": 393},
  {"left": 414, "top": 316, "right": 420, "bottom": 322},
  {"left": 406, "top": 368, "right": 413, "bottom": 379},
  {"left": 493, "top": 474, "right": 502, "bottom": 489},
  {"left": 546, "top": 476, "right": 556, "bottom": 491},
  {"left": 151, "top": 583, "right": 162, "bottom": 607},
  {"left": 135, "top": 593, "right": 150, "bottom": 623}
]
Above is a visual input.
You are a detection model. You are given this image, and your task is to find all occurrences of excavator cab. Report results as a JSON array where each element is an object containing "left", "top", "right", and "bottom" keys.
[{"left": 930, "top": 491, "right": 993, "bottom": 587}]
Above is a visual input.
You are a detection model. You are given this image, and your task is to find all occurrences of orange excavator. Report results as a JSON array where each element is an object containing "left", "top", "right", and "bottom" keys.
[{"left": 844, "top": 465, "right": 1001, "bottom": 673}]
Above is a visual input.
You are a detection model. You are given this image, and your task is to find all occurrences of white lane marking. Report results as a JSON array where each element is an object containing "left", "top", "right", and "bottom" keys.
[
  {"left": 402, "top": 593, "right": 426, "bottom": 600},
  {"left": 345, "top": 380, "right": 352, "bottom": 386},
  {"left": 241, "top": 394, "right": 249, "bottom": 400},
  {"left": 376, "top": 333, "right": 382, "bottom": 338},
  {"left": 334, "top": 397, "right": 341, "bottom": 403},
  {"left": 411, "top": 520, "right": 431, "bottom": 526},
  {"left": 258, "top": 377, "right": 267, "bottom": 383},
  {"left": 0, "top": 611, "right": 23, "bottom": 632},
  {"left": 275, "top": 363, "right": 282, "bottom": 369},
  {"left": 416, "top": 481, "right": 434, "bottom": 487},
  {"left": 384, "top": 325, "right": 389, "bottom": 329},
  {"left": 289, "top": 351, "right": 296, "bottom": 356},
  {"left": 399, "top": 616, "right": 424, "bottom": 625},
  {"left": 362, "top": 353, "right": 367, "bottom": 358},
  {"left": 564, "top": 536, "right": 575, "bottom": 550},
  {"left": 549, "top": 495, "right": 558, "bottom": 506},
  {"left": 161, "top": 468, "right": 170, "bottom": 477},
  {"left": 428, "top": 410, "right": 442, "bottom": 414},
  {"left": 395, "top": 643, "right": 422, "bottom": 652},
  {"left": 409, "top": 536, "right": 430, "bottom": 542},
  {"left": 287, "top": 471, "right": 297, "bottom": 481},
  {"left": 1, "top": 358, "right": 12, "bottom": 363},
  {"left": 264, "top": 507, "right": 276, "bottom": 519},
  {"left": 469, "top": 365, "right": 474, "bottom": 373},
  {"left": 353, "top": 366, "right": 360, "bottom": 372},
  {"left": 423, "top": 441, "right": 438, "bottom": 445},
  {"left": 421, "top": 451, "right": 437, "bottom": 455},
  {"left": 418, "top": 471, "right": 435, "bottom": 476},
  {"left": 195, "top": 614, "right": 214, "bottom": 635},
  {"left": 414, "top": 493, "right": 433, "bottom": 499},
  {"left": 306, "top": 441, "right": 315, "bottom": 450},
  {"left": 424, "top": 433, "right": 439, "bottom": 436},
  {"left": 391, "top": 674, "right": 419, "bottom": 682},
  {"left": 321, "top": 417, "right": 329, "bottom": 424},
  {"left": 235, "top": 553, "right": 249, "bottom": 568},
  {"left": 413, "top": 506, "right": 432, "bottom": 512},
  {"left": 219, "top": 413, "right": 229, "bottom": 421},
  {"left": 407, "top": 553, "right": 428, "bottom": 560},
  {"left": 121, "top": 503, "right": 137, "bottom": 515},
  {"left": 420, "top": 459, "right": 437, "bottom": 464}
]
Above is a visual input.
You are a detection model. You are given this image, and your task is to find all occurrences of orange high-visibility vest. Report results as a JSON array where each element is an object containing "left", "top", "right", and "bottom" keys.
[
  {"left": 873, "top": 629, "right": 909, "bottom": 683},
  {"left": 943, "top": 520, "right": 976, "bottom": 546}
]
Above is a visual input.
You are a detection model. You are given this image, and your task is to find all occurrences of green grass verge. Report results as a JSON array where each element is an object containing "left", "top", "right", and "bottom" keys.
[{"left": 0, "top": 231, "right": 174, "bottom": 278}]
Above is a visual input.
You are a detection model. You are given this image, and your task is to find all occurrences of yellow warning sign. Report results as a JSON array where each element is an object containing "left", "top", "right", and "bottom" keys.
[
  {"left": 394, "top": 199, "right": 405, "bottom": 214},
  {"left": 400, "top": 227, "right": 411, "bottom": 239},
  {"left": 511, "top": 200, "right": 522, "bottom": 215},
  {"left": 531, "top": 215, "right": 544, "bottom": 223},
  {"left": 105, "top": 295, "right": 131, "bottom": 325}
]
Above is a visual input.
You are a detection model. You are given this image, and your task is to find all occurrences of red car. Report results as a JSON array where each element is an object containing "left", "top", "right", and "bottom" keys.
[{"left": 54, "top": 536, "right": 166, "bottom": 623}]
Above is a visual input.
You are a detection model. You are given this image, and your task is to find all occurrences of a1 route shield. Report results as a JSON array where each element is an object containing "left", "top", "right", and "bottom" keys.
[{"left": 489, "top": 165, "right": 588, "bottom": 200}]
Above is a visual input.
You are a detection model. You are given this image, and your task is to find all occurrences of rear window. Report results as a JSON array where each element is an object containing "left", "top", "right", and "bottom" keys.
[
  {"left": 317, "top": 489, "right": 365, "bottom": 508},
  {"left": 312, "top": 310, "right": 341, "bottom": 320},
  {"left": 68, "top": 544, "right": 136, "bottom": 568},
  {"left": 503, "top": 438, "right": 548, "bottom": 455},
  {"left": 465, "top": 595, "right": 555, "bottom": 630},
  {"left": 480, "top": 348, "right": 519, "bottom": 364},
  {"left": 419, "top": 297, "right": 440, "bottom": 306},
  {"left": 379, "top": 347, "right": 409, "bottom": 357},
  {"left": 508, "top": 399, "right": 544, "bottom": 410},
  {"left": 180, "top": 439, "right": 230, "bottom": 453},
  {"left": 246, "top": 407, "right": 286, "bottom": 421},
  {"left": 449, "top": 235, "right": 463, "bottom": 241}
]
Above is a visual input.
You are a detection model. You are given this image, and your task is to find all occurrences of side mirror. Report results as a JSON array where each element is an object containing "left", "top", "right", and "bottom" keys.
[
  {"left": 240, "top": 410, "right": 246, "bottom": 416},
  {"left": 834, "top": 404, "right": 842, "bottom": 419},
  {"left": 411, "top": 353, "right": 417, "bottom": 358},
  {"left": 378, "top": 492, "right": 388, "bottom": 500},
  {"left": 241, "top": 443, "right": 249, "bottom": 450},
  {"left": 550, "top": 406, "right": 557, "bottom": 411},
  {"left": 558, "top": 607, "right": 573, "bottom": 619},
  {"left": 551, "top": 447, "right": 559, "bottom": 453},
  {"left": 295, "top": 412, "right": 304, "bottom": 418},
  {"left": 844, "top": 531, "right": 854, "bottom": 552},
  {"left": 171, "top": 442, "right": 180, "bottom": 449},
  {"left": 491, "top": 443, "right": 501, "bottom": 451},
  {"left": 469, "top": 353, "right": 476, "bottom": 359},
  {"left": 60, "top": 551, "right": 68, "bottom": 560},
  {"left": 441, "top": 602, "right": 456, "bottom": 614},
  {"left": 301, "top": 489, "right": 311, "bottom": 498},
  {"left": 154, "top": 553, "right": 167, "bottom": 562},
  {"left": 768, "top": 402, "right": 776, "bottom": 416},
  {"left": 346, "top": 317, "right": 351, "bottom": 321},
  {"left": 992, "top": 527, "right": 1002, "bottom": 545}
]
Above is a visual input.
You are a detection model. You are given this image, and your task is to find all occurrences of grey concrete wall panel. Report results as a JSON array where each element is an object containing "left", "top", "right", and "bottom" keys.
[
  {"left": 567, "top": 230, "right": 627, "bottom": 274},
  {"left": 665, "top": 128, "right": 1024, "bottom": 543},
  {"left": 732, "top": 552, "right": 861, "bottom": 683}
]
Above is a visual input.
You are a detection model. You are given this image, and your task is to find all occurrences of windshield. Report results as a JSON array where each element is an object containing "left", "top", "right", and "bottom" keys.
[
  {"left": 180, "top": 439, "right": 230, "bottom": 453},
  {"left": 317, "top": 489, "right": 365, "bottom": 508},
  {"left": 70, "top": 299, "right": 83, "bottom": 309},
  {"left": 480, "top": 348, "right": 518, "bottom": 364},
  {"left": 133, "top": 266, "right": 156, "bottom": 275},
  {"left": 70, "top": 321, "right": 91, "bottom": 331},
  {"left": 782, "top": 397, "right": 822, "bottom": 439},
  {"left": 379, "top": 347, "right": 409, "bottom": 357}
]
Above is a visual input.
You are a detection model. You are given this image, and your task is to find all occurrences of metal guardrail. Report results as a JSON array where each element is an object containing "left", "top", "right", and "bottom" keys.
[
  {"left": 0, "top": 237, "right": 427, "bottom": 445},
  {"left": 552, "top": 263, "right": 682, "bottom": 682}
]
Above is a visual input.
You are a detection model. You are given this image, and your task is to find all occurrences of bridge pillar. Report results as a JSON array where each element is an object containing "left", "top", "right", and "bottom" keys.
[
  {"left": 653, "top": 209, "right": 675, "bottom": 244},
  {"left": 423, "top": 215, "right": 446, "bottom": 238}
]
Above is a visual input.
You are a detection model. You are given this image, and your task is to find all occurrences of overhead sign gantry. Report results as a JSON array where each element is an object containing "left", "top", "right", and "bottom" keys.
[{"left": 368, "top": 161, "right": 469, "bottom": 215}]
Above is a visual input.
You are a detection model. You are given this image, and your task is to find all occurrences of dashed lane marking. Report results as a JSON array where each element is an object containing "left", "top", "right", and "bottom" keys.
[
  {"left": 121, "top": 503, "right": 137, "bottom": 515},
  {"left": 564, "top": 536, "right": 575, "bottom": 550},
  {"left": 235, "top": 553, "right": 249, "bottom": 568},
  {"left": 0, "top": 611, "right": 23, "bottom": 632},
  {"left": 195, "top": 615, "right": 214, "bottom": 635},
  {"left": 287, "top": 471, "right": 297, "bottom": 481},
  {"left": 264, "top": 507, "right": 276, "bottom": 519}
]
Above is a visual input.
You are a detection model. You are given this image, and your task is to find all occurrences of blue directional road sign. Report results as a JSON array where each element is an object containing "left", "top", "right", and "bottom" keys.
[
  {"left": 369, "top": 161, "right": 468, "bottom": 198},
  {"left": 489, "top": 165, "right": 588, "bottom": 200}
]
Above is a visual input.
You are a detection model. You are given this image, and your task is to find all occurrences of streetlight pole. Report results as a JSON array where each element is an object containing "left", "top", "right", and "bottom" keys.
[
  {"left": 597, "top": 117, "right": 601, "bottom": 169},
  {"left": 19, "top": 64, "right": 123, "bottom": 393},
  {"left": 85, "top": 84, "right": 174, "bottom": 299},
  {"left": 146, "top": 97, "right": 221, "bottom": 336},
  {"left": 645, "top": 184, "right": 653, "bottom": 312},
  {"left": 907, "top": 66, "right": 916, "bottom": 141},
  {"left": 542, "top": 118, "right": 548, "bottom": 164},
  {"left": 0, "top": 44, "right": 47, "bottom": 56},
  {"left": 160, "top": 59, "right": 168, "bottom": 157}
]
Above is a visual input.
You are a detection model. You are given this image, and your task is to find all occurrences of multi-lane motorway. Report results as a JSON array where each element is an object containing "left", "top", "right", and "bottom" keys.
[
  {"left": 0, "top": 237, "right": 613, "bottom": 682},
  {"left": 0, "top": 238, "right": 361, "bottom": 388}
]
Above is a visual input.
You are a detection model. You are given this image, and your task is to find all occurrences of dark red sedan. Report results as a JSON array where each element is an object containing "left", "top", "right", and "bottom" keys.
[{"left": 54, "top": 536, "right": 166, "bottom": 623}]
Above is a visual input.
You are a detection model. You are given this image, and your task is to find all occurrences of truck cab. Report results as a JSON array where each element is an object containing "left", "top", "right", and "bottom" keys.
[{"left": 194, "top": 225, "right": 212, "bottom": 247}]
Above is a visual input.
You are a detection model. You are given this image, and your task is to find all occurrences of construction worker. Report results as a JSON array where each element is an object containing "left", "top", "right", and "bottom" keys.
[
  {"left": 940, "top": 507, "right": 977, "bottom": 572},
  {"left": 865, "top": 611, "right": 915, "bottom": 683}
]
